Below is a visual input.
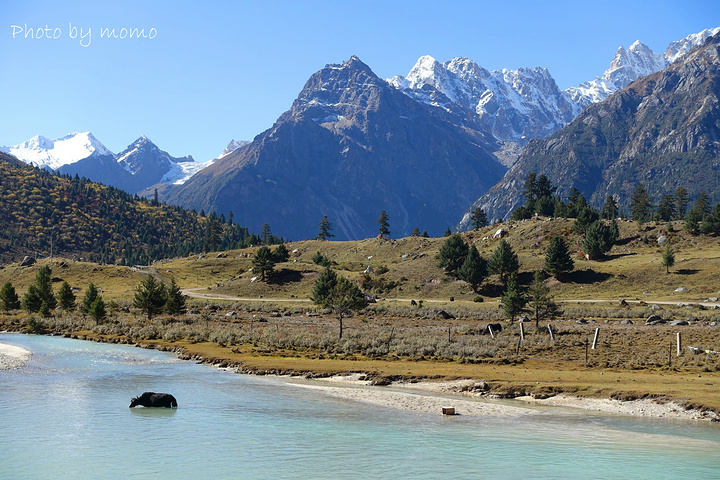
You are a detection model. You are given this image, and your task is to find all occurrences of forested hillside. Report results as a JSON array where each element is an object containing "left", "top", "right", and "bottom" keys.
[{"left": 0, "top": 153, "right": 272, "bottom": 265}]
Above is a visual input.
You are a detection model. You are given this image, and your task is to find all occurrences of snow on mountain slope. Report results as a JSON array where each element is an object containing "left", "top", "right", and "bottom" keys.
[
  {"left": 160, "top": 157, "right": 215, "bottom": 185},
  {"left": 220, "top": 139, "right": 250, "bottom": 158},
  {"left": 568, "top": 28, "right": 719, "bottom": 108},
  {"left": 0, "top": 132, "right": 113, "bottom": 169},
  {"left": 389, "top": 56, "right": 580, "bottom": 144},
  {"left": 665, "top": 27, "right": 720, "bottom": 63},
  {"left": 391, "top": 27, "right": 719, "bottom": 143}
]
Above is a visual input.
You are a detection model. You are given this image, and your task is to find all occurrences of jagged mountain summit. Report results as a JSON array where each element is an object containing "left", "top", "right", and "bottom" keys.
[
  {"left": 389, "top": 56, "right": 581, "bottom": 146},
  {"left": 1, "top": 133, "right": 202, "bottom": 194},
  {"left": 162, "top": 55, "right": 506, "bottom": 241},
  {"left": 458, "top": 32, "right": 720, "bottom": 227},
  {"left": 220, "top": 139, "right": 251, "bottom": 157},
  {"left": 568, "top": 27, "right": 720, "bottom": 109},
  {"left": 391, "top": 27, "right": 720, "bottom": 146},
  {"left": 0, "top": 132, "right": 113, "bottom": 170}
]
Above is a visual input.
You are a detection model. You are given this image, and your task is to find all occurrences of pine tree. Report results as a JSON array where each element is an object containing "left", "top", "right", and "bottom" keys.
[
  {"left": 458, "top": 244, "right": 488, "bottom": 292},
  {"left": 572, "top": 206, "right": 600, "bottom": 234},
  {"left": 311, "top": 267, "right": 365, "bottom": 340},
  {"left": 410, "top": 226, "right": 420, "bottom": 236},
  {"left": 630, "top": 183, "right": 653, "bottom": 223},
  {"left": 661, "top": 244, "right": 675, "bottom": 274},
  {"left": 437, "top": 234, "right": 469, "bottom": 275},
  {"left": 693, "top": 192, "right": 711, "bottom": 219},
  {"left": 0, "top": 282, "right": 20, "bottom": 312},
  {"left": 88, "top": 296, "right": 106, "bottom": 323},
  {"left": 252, "top": 246, "right": 276, "bottom": 281},
  {"left": 674, "top": 187, "right": 689, "bottom": 220},
  {"left": 312, "top": 251, "right": 331, "bottom": 267},
  {"left": 501, "top": 273, "right": 527, "bottom": 322},
  {"left": 133, "top": 275, "right": 167, "bottom": 320},
  {"left": 582, "top": 221, "right": 616, "bottom": 260},
  {"left": 544, "top": 236, "right": 574, "bottom": 277},
  {"left": 81, "top": 283, "right": 99, "bottom": 317},
  {"left": 260, "top": 223, "right": 273, "bottom": 245},
  {"left": 600, "top": 195, "right": 618, "bottom": 220},
  {"left": 527, "top": 270, "right": 560, "bottom": 328},
  {"left": 273, "top": 244, "right": 290, "bottom": 263},
  {"left": 311, "top": 266, "right": 338, "bottom": 305},
  {"left": 317, "top": 215, "right": 334, "bottom": 240},
  {"left": 684, "top": 208, "right": 701, "bottom": 235},
  {"left": 56, "top": 281, "right": 76, "bottom": 312},
  {"left": 164, "top": 278, "right": 187, "bottom": 315},
  {"left": 488, "top": 239, "right": 520, "bottom": 283},
  {"left": 657, "top": 193, "right": 676, "bottom": 222},
  {"left": 22, "top": 286, "right": 42, "bottom": 314},
  {"left": 377, "top": 211, "right": 390, "bottom": 237},
  {"left": 470, "top": 207, "right": 488, "bottom": 230},
  {"left": 33, "top": 265, "right": 57, "bottom": 311}
]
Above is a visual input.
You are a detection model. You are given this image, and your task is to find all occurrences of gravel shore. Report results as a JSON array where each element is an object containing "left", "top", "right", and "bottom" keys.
[
  {"left": 288, "top": 375, "right": 719, "bottom": 421},
  {"left": 0, "top": 342, "right": 32, "bottom": 370}
]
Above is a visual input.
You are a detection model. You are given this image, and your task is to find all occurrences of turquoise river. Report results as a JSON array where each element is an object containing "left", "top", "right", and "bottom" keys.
[{"left": 1, "top": 334, "right": 719, "bottom": 479}]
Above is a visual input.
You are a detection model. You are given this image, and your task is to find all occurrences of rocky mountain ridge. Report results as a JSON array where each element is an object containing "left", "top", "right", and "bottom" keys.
[
  {"left": 391, "top": 27, "right": 720, "bottom": 148},
  {"left": 1, "top": 132, "right": 209, "bottom": 194},
  {"left": 162, "top": 56, "right": 507, "bottom": 240},
  {"left": 459, "top": 32, "right": 720, "bottom": 227}
]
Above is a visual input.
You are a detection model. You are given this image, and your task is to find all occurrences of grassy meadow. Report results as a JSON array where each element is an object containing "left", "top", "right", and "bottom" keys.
[{"left": 2, "top": 217, "right": 720, "bottom": 414}]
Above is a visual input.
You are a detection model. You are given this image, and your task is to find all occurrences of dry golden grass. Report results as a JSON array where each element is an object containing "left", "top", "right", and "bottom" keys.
[{"left": 4, "top": 218, "right": 720, "bottom": 412}]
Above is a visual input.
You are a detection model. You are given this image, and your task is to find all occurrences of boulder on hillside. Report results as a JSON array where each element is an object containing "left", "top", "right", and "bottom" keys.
[
  {"left": 493, "top": 228, "right": 507, "bottom": 239},
  {"left": 20, "top": 256, "right": 35, "bottom": 266},
  {"left": 645, "top": 314, "right": 665, "bottom": 325}
]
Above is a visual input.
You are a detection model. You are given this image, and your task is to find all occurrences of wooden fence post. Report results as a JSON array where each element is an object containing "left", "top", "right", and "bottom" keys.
[
  {"left": 677, "top": 332, "right": 682, "bottom": 357},
  {"left": 519, "top": 322, "right": 525, "bottom": 342},
  {"left": 591, "top": 328, "right": 600, "bottom": 350},
  {"left": 548, "top": 324, "right": 554, "bottom": 341}
]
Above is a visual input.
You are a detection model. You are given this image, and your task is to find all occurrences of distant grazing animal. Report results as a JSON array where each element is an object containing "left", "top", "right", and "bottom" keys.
[
  {"left": 483, "top": 323, "right": 503, "bottom": 335},
  {"left": 130, "top": 392, "right": 177, "bottom": 408}
]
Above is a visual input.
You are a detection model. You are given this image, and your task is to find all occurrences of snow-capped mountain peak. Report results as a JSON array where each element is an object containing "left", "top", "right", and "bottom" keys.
[
  {"left": 602, "top": 40, "right": 666, "bottom": 88},
  {"left": 389, "top": 55, "right": 579, "bottom": 144},
  {"left": 220, "top": 139, "right": 250, "bottom": 157},
  {"left": 0, "top": 131, "right": 113, "bottom": 170},
  {"left": 665, "top": 27, "right": 720, "bottom": 64}
]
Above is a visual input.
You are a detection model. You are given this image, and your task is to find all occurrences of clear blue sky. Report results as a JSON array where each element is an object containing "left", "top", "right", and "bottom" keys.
[{"left": 1, "top": 0, "right": 718, "bottom": 161}]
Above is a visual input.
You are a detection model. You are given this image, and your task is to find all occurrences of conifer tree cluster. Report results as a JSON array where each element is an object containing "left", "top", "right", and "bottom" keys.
[
  {"left": 437, "top": 234, "right": 488, "bottom": 292},
  {"left": 132, "top": 275, "right": 187, "bottom": 320}
]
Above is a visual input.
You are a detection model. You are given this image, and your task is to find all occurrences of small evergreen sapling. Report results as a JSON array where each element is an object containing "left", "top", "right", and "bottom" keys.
[
  {"left": 81, "top": 283, "right": 99, "bottom": 318},
  {"left": 458, "top": 244, "right": 488, "bottom": 292},
  {"left": 527, "top": 270, "right": 560, "bottom": 328},
  {"left": 164, "top": 278, "right": 187, "bottom": 315},
  {"left": 0, "top": 282, "right": 20, "bottom": 312},
  {"left": 501, "top": 273, "right": 527, "bottom": 322},
  {"left": 56, "top": 281, "right": 76, "bottom": 312},
  {"left": 662, "top": 244, "right": 675, "bottom": 274},
  {"left": 133, "top": 275, "right": 167, "bottom": 320},
  {"left": 544, "top": 236, "right": 574, "bottom": 277},
  {"left": 488, "top": 239, "right": 520, "bottom": 284}
]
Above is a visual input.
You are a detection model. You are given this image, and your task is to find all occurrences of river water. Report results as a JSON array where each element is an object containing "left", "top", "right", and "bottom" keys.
[{"left": 1, "top": 333, "right": 719, "bottom": 479}]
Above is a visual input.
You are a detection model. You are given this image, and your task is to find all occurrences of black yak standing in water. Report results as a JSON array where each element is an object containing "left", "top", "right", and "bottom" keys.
[{"left": 130, "top": 392, "right": 177, "bottom": 408}]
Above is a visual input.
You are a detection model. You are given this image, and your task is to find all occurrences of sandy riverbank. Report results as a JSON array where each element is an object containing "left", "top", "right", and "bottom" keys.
[
  {"left": 0, "top": 342, "right": 32, "bottom": 370},
  {"left": 286, "top": 375, "right": 718, "bottom": 421}
]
